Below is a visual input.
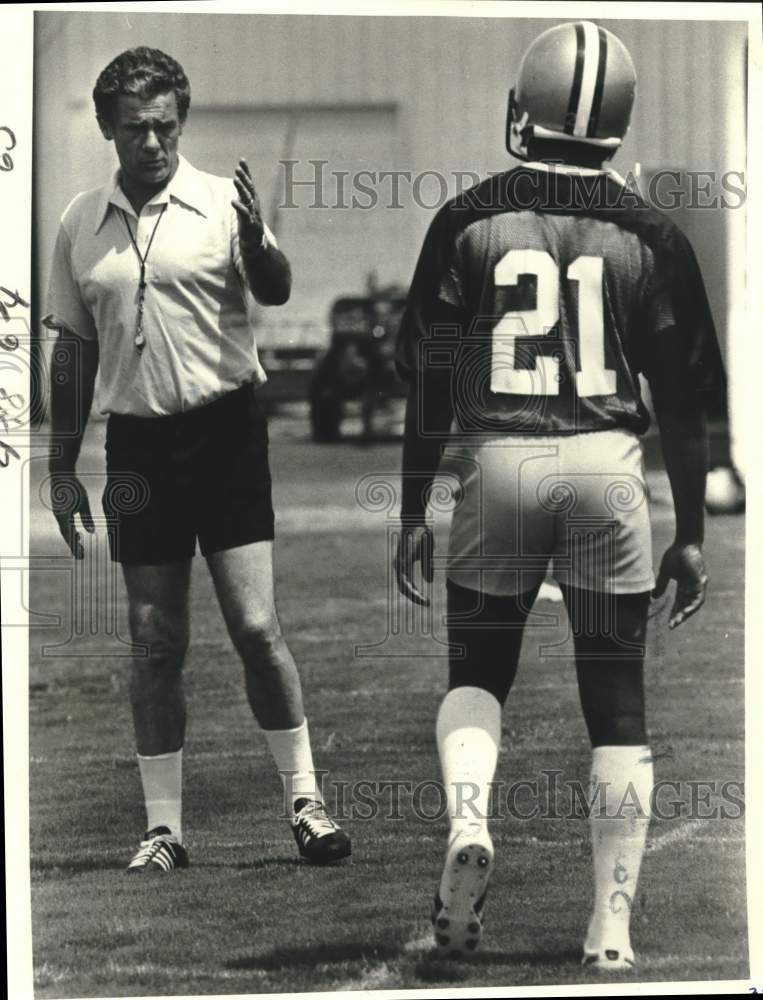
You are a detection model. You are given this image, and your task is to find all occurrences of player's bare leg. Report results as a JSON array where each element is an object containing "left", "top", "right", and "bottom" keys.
[
  {"left": 562, "top": 586, "right": 653, "bottom": 972},
  {"left": 432, "top": 581, "right": 539, "bottom": 956},
  {"left": 122, "top": 559, "right": 192, "bottom": 870},
  {"left": 207, "top": 540, "right": 350, "bottom": 862}
]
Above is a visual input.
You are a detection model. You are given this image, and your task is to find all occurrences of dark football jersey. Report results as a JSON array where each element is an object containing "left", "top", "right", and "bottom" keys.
[{"left": 396, "top": 165, "right": 726, "bottom": 436}]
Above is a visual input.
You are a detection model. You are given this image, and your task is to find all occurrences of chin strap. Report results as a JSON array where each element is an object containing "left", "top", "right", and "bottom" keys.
[
  {"left": 505, "top": 88, "right": 529, "bottom": 159},
  {"left": 507, "top": 115, "right": 531, "bottom": 160}
]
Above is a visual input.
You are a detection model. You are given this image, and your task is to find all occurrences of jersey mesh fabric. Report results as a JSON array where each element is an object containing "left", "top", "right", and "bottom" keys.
[{"left": 396, "top": 166, "right": 726, "bottom": 438}]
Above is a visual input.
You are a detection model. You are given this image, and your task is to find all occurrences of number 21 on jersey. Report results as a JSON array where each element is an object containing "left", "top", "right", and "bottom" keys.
[{"left": 491, "top": 248, "right": 616, "bottom": 398}]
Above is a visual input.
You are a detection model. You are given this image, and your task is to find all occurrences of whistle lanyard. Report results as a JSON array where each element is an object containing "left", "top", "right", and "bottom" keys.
[{"left": 120, "top": 205, "right": 167, "bottom": 353}]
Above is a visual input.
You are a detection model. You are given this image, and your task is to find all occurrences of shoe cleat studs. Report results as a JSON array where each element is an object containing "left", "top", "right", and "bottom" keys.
[
  {"left": 436, "top": 918, "right": 449, "bottom": 929},
  {"left": 436, "top": 832, "right": 494, "bottom": 960}
]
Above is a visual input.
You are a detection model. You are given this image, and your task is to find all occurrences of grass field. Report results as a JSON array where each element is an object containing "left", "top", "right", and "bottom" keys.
[{"left": 28, "top": 410, "right": 748, "bottom": 996}]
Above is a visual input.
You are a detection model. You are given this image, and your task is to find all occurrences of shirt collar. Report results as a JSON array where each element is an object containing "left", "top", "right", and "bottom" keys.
[{"left": 94, "top": 155, "right": 210, "bottom": 232}]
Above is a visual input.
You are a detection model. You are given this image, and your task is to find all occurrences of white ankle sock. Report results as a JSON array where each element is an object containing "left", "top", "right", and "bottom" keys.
[
  {"left": 137, "top": 749, "right": 183, "bottom": 842},
  {"left": 436, "top": 686, "right": 502, "bottom": 838},
  {"left": 587, "top": 745, "right": 653, "bottom": 953},
  {"left": 264, "top": 718, "right": 322, "bottom": 816}
]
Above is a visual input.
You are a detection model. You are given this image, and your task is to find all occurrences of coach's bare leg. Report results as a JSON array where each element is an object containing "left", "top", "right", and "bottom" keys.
[
  {"left": 206, "top": 540, "right": 330, "bottom": 814},
  {"left": 122, "top": 560, "right": 191, "bottom": 845},
  {"left": 123, "top": 560, "right": 192, "bottom": 755},
  {"left": 206, "top": 540, "right": 303, "bottom": 730}
]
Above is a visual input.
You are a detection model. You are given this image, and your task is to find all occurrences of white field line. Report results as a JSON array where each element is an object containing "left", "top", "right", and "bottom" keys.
[
  {"left": 35, "top": 826, "right": 745, "bottom": 994},
  {"left": 36, "top": 961, "right": 269, "bottom": 984},
  {"left": 334, "top": 955, "right": 405, "bottom": 992},
  {"left": 462, "top": 829, "right": 743, "bottom": 852},
  {"left": 334, "top": 962, "right": 397, "bottom": 992},
  {"left": 628, "top": 952, "right": 747, "bottom": 971},
  {"left": 38, "top": 951, "right": 745, "bottom": 992},
  {"left": 326, "top": 819, "right": 743, "bottom": 992},
  {"left": 645, "top": 818, "right": 710, "bottom": 852},
  {"left": 498, "top": 823, "right": 743, "bottom": 853},
  {"left": 404, "top": 930, "right": 438, "bottom": 953},
  {"left": 334, "top": 936, "right": 745, "bottom": 991},
  {"left": 32, "top": 829, "right": 743, "bottom": 873},
  {"left": 316, "top": 819, "right": 744, "bottom": 992}
]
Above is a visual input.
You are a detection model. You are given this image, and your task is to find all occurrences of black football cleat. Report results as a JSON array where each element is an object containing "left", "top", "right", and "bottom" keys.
[
  {"left": 126, "top": 825, "right": 189, "bottom": 874},
  {"left": 291, "top": 798, "right": 351, "bottom": 865}
]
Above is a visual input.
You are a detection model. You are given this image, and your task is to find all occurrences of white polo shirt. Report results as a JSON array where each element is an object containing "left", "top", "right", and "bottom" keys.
[{"left": 43, "top": 155, "right": 278, "bottom": 417}]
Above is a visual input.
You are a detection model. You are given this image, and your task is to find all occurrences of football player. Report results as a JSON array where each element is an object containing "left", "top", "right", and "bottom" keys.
[{"left": 394, "top": 21, "right": 725, "bottom": 970}]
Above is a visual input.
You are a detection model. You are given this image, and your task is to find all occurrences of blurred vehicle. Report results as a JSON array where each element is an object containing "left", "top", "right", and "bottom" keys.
[
  {"left": 257, "top": 341, "right": 321, "bottom": 412},
  {"left": 310, "top": 286, "right": 408, "bottom": 441}
]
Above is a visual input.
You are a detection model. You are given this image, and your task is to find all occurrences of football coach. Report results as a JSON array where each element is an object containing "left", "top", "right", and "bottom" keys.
[{"left": 43, "top": 47, "right": 350, "bottom": 872}]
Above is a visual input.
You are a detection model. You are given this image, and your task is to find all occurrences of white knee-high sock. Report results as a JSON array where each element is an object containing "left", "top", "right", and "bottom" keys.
[
  {"left": 436, "top": 686, "right": 502, "bottom": 838},
  {"left": 264, "top": 718, "right": 322, "bottom": 816},
  {"left": 587, "top": 745, "right": 653, "bottom": 953},
  {"left": 137, "top": 749, "right": 183, "bottom": 842}
]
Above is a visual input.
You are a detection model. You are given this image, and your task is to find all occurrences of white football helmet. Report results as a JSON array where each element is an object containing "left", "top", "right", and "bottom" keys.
[{"left": 507, "top": 21, "right": 637, "bottom": 160}]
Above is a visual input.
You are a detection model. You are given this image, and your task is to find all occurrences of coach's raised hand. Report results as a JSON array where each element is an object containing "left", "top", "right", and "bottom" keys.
[
  {"left": 231, "top": 157, "right": 291, "bottom": 306},
  {"left": 231, "top": 157, "right": 265, "bottom": 251}
]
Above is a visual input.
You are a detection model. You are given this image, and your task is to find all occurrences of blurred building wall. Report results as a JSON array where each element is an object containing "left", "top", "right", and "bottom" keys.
[{"left": 34, "top": 10, "right": 747, "bottom": 436}]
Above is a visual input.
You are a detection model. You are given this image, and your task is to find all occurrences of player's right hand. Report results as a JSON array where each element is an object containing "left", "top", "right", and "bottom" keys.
[
  {"left": 49, "top": 470, "right": 95, "bottom": 560},
  {"left": 394, "top": 523, "right": 434, "bottom": 606},
  {"left": 652, "top": 542, "right": 708, "bottom": 629}
]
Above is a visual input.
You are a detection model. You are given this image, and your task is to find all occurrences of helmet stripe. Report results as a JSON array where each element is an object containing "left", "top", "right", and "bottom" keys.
[
  {"left": 587, "top": 25, "right": 608, "bottom": 136},
  {"left": 564, "top": 22, "right": 586, "bottom": 134},
  {"left": 573, "top": 21, "right": 601, "bottom": 137}
]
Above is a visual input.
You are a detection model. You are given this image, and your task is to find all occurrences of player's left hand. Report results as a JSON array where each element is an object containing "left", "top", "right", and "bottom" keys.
[
  {"left": 231, "top": 158, "right": 265, "bottom": 251},
  {"left": 652, "top": 542, "right": 708, "bottom": 629},
  {"left": 394, "top": 523, "right": 434, "bottom": 606}
]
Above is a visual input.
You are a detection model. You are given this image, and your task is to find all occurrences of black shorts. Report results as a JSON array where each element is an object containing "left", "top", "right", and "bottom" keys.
[{"left": 103, "top": 384, "right": 275, "bottom": 565}]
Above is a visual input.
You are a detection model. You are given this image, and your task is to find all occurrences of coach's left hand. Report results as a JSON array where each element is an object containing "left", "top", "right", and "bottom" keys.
[
  {"left": 394, "top": 523, "right": 434, "bottom": 606},
  {"left": 652, "top": 542, "right": 708, "bottom": 629},
  {"left": 232, "top": 158, "right": 265, "bottom": 251}
]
